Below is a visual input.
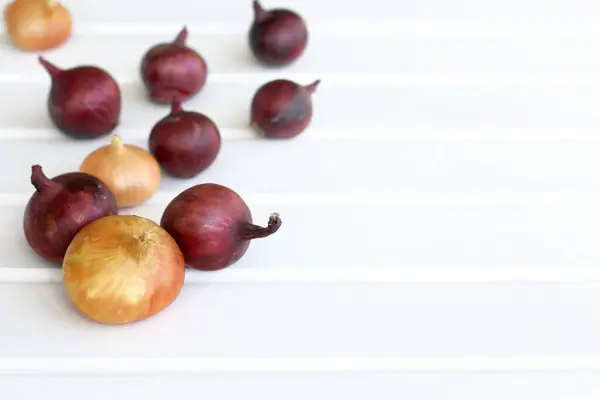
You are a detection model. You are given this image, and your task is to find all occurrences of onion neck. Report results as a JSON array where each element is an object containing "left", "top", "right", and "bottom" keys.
[
  {"left": 252, "top": 0, "right": 268, "bottom": 21},
  {"left": 170, "top": 99, "right": 183, "bottom": 115},
  {"left": 174, "top": 27, "right": 188, "bottom": 46},
  {"left": 305, "top": 80, "right": 321, "bottom": 94},
  {"left": 30, "top": 165, "right": 61, "bottom": 197},
  {"left": 110, "top": 134, "right": 124, "bottom": 150},
  {"left": 38, "top": 56, "right": 62, "bottom": 79},
  {"left": 135, "top": 231, "right": 157, "bottom": 264},
  {"left": 239, "top": 213, "right": 282, "bottom": 240},
  {"left": 45, "top": 0, "right": 57, "bottom": 9}
]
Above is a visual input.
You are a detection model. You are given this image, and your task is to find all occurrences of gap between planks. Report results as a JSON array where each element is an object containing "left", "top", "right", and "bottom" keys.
[
  {"left": 2, "top": 128, "right": 600, "bottom": 141},
  {"left": 2, "top": 72, "right": 600, "bottom": 86},
  {"left": 3, "top": 267, "right": 600, "bottom": 284},
  {"left": 69, "top": 22, "right": 600, "bottom": 39},
  {"left": 5, "top": 192, "right": 600, "bottom": 207},
  {"left": 3, "top": 356, "right": 600, "bottom": 375}
]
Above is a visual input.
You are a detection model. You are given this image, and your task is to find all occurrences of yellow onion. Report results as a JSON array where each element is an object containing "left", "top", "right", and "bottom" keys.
[
  {"left": 80, "top": 134, "right": 161, "bottom": 208},
  {"left": 62, "top": 215, "right": 186, "bottom": 325},
  {"left": 4, "top": 0, "right": 72, "bottom": 52}
]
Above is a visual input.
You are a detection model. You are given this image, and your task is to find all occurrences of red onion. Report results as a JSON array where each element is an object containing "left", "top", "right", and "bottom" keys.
[
  {"left": 249, "top": 0, "right": 308, "bottom": 66},
  {"left": 140, "top": 27, "right": 208, "bottom": 104},
  {"left": 39, "top": 56, "right": 122, "bottom": 139},
  {"left": 148, "top": 100, "right": 221, "bottom": 178},
  {"left": 23, "top": 165, "right": 118, "bottom": 264},
  {"left": 160, "top": 183, "right": 282, "bottom": 271},
  {"left": 250, "top": 78, "right": 320, "bottom": 139}
]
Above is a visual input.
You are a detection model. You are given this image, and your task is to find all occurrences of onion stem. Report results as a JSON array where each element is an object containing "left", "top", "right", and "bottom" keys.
[
  {"left": 135, "top": 231, "right": 157, "bottom": 264},
  {"left": 239, "top": 213, "right": 282, "bottom": 240}
]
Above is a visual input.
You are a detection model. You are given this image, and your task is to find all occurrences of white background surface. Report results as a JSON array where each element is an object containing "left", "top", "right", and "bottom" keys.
[{"left": 2, "top": 0, "right": 600, "bottom": 398}]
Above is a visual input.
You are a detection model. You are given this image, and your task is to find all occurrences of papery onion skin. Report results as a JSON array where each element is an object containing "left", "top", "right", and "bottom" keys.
[
  {"left": 149, "top": 100, "right": 221, "bottom": 178},
  {"left": 140, "top": 27, "right": 208, "bottom": 104},
  {"left": 80, "top": 134, "right": 161, "bottom": 208},
  {"left": 39, "top": 56, "right": 122, "bottom": 139},
  {"left": 249, "top": 0, "right": 308, "bottom": 66},
  {"left": 4, "top": 0, "right": 72, "bottom": 52},
  {"left": 160, "top": 183, "right": 282, "bottom": 271},
  {"left": 23, "top": 165, "right": 118, "bottom": 264},
  {"left": 63, "top": 214, "right": 186, "bottom": 325},
  {"left": 251, "top": 78, "right": 319, "bottom": 139}
]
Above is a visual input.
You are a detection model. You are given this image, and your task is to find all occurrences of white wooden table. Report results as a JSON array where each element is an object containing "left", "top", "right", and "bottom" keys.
[{"left": 2, "top": 0, "right": 600, "bottom": 398}]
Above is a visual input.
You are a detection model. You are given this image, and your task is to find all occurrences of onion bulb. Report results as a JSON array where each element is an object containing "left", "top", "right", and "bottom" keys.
[
  {"left": 80, "top": 134, "right": 161, "bottom": 209},
  {"left": 63, "top": 215, "right": 186, "bottom": 325},
  {"left": 251, "top": 78, "right": 320, "bottom": 139},
  {"left": 23, "top": 164, "right": 118, "bottom": 264},
  {"left": 160, "top": 183, "right": 282, "bottom": 271},
  {"left": 3, "top": 0, "right": 72, "bottom": 52}
]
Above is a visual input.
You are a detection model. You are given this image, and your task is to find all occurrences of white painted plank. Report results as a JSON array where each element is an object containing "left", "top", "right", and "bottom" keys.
[
  {"left": 5, "top": 203, "right": 600, "bottom": 271},
  {"left": 4, "top": 372, "right": 600, "bottom": 400},
  {"left": 0, "top": 82, "right": 598, "bottom": 133},
  {"left": 0, "top": 282, "right": 599, "bottom": 358},
  {"left": 3, "top": 34, "right": 600, "bottom": 76},
  {"left": 46, "top": 0, "right": 600, "bottom": 25},
  {"left": 5, "top": 139, "right": 600, "bottom": 193}
]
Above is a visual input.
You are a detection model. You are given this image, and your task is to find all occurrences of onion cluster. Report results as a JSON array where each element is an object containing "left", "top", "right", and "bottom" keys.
[{"left": 14, "top": 0, "right": 327, "bottom": 324}]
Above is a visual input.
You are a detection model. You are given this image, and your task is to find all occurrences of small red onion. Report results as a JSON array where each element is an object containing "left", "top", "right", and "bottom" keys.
[
  {"left": 160, "top": 183, "right": 282, "bottom": 271},
  {"left": 39, "top": 56, "right": 122, "bottom": 139},
  {"left": 250, "top": 78, "right": 320, "bottom": 139},
  {"left": 23, "top": 165, "right": 118, "bottom": 264},
  {"left": 249, "top": 0, "right": 308, "bottom": 66},
  {"left": 140, "top": 27, "right": 208, "bottom": 104},
  {"left": 148, "top": 100, "right": 221, "bottom": 178}
]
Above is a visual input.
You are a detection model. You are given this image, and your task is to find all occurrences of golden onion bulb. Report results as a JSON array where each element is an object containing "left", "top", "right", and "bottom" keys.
[
  {"left": 80, "top": 134, "right": 161, "bottom": 209},
  {"left": 62, "top": 215, "right": 186, "bottom": 324}
]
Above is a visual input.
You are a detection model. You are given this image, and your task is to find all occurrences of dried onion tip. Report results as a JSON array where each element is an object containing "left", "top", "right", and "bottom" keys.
[
  {"left": 23, "top": 164, "right": 118, "bottom": 264},
  {"left": 251, "top": 78, "right": 320, "bottom": 139},
  {"left": 63, "top": 215, "right": 186, "bottom": 325},
  {"left": 149, "top": 100, "right": 221, "bottom": 178},
  {"left": 161, "top": 183, "right": 282, "bottom": 271},
  {"left": 249, "top": 0, "right": 308, "bottom": 66},
  {"left": 39, "top": 56, "right": 122, "bottom": 139},
  {"left": 80, "top": 134, "right": 161, "bottom": 209},
  {"left": 3, "top": 0, "right": 72, "bottom": 52},
  {"left": 140, "top": 27, "right": 208, "bottom": 104}
]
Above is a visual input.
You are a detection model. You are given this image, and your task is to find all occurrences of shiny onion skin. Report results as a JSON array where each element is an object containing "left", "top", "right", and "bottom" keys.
[
  {"left": 149, "top": 100, "right": 221, "bottom": 178},
  {"left": 251, "top": 78, "right": 320, "bottom": 139},
  {"left": 63, "top": 215, "right": 186, "bottom": 325},
  {"left": 80, "top": 134, "right": 162, "bottom": 208},
  {"left": 140, "top": 27, "right": 208, "bottom": 104},
  {"left": 4, "top": 0, "right": 72, "bottom": 52},
  {"left": 23, "top": 165, "right": 118, "bottom": 264},
  {"left": 160, "top": 183, "right": 282, "bottom": 271},
  {"left": 39, "top": 56, "right": 122, "bottom": 139},
  {"left": 249, "top": 0, "right": 308, "bottom": 66}
]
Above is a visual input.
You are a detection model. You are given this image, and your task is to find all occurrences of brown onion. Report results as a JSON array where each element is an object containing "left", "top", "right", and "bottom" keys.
[
  {"left": 4, "top": 0, "right": 72, "bottom": 52},
  {"left": 63, "top": 214, "right": 185, "bottom": 324},
  {"left": 140, "top": 27, "right": 208, "bottom": 104},
  {"left": 80, "top": 134, "right": 161, "bottom": 208},
  {"left": 23, "top": 165, "right": 118, "bottom": 264},
  {"left": 149, "top": 100, "right": 221, "bottom": 178},
  {"left": 251, "top": 78, "right": 320, "bottom": 139},
  {"left": 39, "top": 56, "right": 122, "bottom": 139},
  {"left": 161, "top": 183, "right": 282, "bottom": 271}
]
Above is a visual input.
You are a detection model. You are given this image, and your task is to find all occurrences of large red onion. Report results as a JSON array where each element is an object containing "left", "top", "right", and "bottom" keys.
[
  {"left": 160, "top": 183, "right": 282, "bottom": 271},
  {"left": 39, "top": 56, "right": 122, "bottom": 139},
  {"left": 23, "top": 165, "right": 118, "bottom": 264},
  {"left": 249, "top": 0, "right": 308, "bottom": 66},
  {"left": 148, "top": 100, "right": 221, "bottom": 178},
  {"left": 140, "top": 27, "right": 208, "bottom": 104},
  {"left": 251, "top": 78, "right": 320, "bottom": 139}
]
